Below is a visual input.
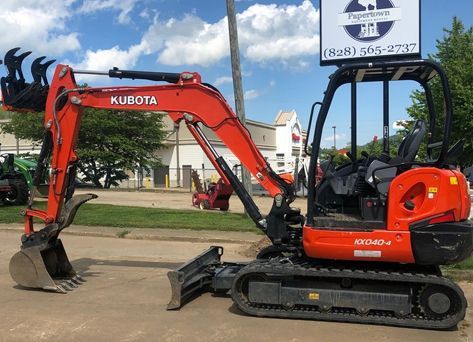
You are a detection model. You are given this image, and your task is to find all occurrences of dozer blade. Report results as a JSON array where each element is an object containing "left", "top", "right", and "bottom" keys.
[
  {"left": 9, "top": 231, "right": 84, "bottom": 293},
  {"left": 167, "top": 246, "right": 224, "bottom": 310}
]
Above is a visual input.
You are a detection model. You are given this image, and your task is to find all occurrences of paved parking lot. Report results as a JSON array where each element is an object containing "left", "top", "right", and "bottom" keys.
[
  {"left": 74, "top": 188, "right": 306, "bottom": 214},
  {"left": 0, "top": 230, "right": 472, "bottom": 342}
]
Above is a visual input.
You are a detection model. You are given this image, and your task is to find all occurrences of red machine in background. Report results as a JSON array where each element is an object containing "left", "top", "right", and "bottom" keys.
[
  {"left": 191, "top": 169, "right": 233, "bottom": 210},
  {"left": 2, "top": 47, "right": 472, "bottom": 330}
]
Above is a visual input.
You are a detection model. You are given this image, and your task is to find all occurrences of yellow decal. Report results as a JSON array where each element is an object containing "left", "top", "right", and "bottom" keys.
[
  {"left": 428, "top": 187, "right": 438, "bottom": 193},
  {"left": 450, "top": 177, "right": 458, "bottom": 185},
  {"left": 308, "top": 292, "right": 320, "bottom": 300}
]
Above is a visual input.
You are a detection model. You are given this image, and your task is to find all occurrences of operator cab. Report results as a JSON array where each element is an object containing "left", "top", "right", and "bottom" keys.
[{"left": 305, "top": 59, "right": 459, "bottom": 229}]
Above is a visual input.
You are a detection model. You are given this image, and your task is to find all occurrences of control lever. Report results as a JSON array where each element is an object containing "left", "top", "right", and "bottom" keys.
[{"left": 346, "top": 151, "right": 355, "bottom": 162}]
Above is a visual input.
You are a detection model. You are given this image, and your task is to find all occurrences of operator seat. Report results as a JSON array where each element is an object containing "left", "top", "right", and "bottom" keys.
[
  {"left": 388, "top": 120, "right": 427, "bottom": 165},
  {"left": 365, "top": 120, "right": 427, "bottom": 195}
]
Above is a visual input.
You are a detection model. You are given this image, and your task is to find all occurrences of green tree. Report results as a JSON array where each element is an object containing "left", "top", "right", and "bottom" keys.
[
  {"left": 407, "top": 17, "right": 473, "bottom": 167},
  {"left": 2, "top": 111, "right": 44, "bottom": 142},
  {"left": 356, "top": 134, "right": 404, "bottom": 160},
  {"left": 2, "top": 109, "right": 166, "bottom": 188}
]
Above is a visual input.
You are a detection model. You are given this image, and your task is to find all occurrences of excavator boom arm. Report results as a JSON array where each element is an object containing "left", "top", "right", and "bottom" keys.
[{"left": 25, "top": 64, "right": 296, "bottom": 236}]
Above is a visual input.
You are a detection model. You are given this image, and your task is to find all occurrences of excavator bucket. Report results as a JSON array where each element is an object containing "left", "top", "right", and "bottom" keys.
[
  {"left": 9, "top": 236, "right": 83, "bottom": 293},
  {"left": 9, "top": 194, "right": 97, "bottom": 293}
]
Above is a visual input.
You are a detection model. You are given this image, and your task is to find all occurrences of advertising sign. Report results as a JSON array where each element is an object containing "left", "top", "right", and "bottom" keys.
[{"left": 320, "top": 0, "right": 421, "bottom": 65}]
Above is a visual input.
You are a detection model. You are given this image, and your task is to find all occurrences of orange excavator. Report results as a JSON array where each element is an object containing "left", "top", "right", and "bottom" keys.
[{"left": 2, "top": 48, "right": 472, "bottom": 329}]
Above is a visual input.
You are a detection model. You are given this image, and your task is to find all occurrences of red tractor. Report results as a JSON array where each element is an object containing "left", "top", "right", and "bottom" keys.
[
  {"left": 191, "top": 169, "right": 233, "bottom": 211},
  {"left": 2, "top": 47, "right": 472, "bottom": 330}
]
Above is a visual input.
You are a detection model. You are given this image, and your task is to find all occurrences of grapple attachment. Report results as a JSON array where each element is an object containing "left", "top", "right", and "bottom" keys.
[
  {"left": 9, "top": 194, "right": 97, "bottom": 293},
  {"left": 1, "top": 47, "right": 55, "bottom": 112}
]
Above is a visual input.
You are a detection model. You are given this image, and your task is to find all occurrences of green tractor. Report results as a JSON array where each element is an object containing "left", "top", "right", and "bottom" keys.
[{"left": 0, "top": 154, "right": 35, "bottom": 205}]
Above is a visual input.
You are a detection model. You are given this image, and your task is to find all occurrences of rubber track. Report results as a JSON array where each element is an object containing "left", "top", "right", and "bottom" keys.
[{"left": 231, "top": 259, "right": 467, "bottom": 330}]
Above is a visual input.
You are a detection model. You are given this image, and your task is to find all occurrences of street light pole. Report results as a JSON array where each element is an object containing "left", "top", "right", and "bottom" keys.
[{"left": 332, "top": 125, "right": 337, "bottom": 150}]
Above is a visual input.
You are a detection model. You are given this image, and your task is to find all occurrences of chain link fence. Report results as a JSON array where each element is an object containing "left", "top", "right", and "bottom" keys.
[{"left": 114, "top": 165, "right": 241, "bottom": 192}]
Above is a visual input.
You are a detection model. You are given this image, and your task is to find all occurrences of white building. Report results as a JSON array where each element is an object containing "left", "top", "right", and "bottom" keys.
[
  {"left": 0, "top": 119, "right": 37, "bottom": 155},
  {"left": 154, "top": 110, "right": 307, "bottom": 188}
]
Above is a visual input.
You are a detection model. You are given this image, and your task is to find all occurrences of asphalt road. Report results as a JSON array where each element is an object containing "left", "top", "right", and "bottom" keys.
[{"left": 0, "top": 230, "right": 471, "bottom": 342}]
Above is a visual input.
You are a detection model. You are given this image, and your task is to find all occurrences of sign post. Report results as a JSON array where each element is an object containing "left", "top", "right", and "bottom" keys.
[{"left": 320, "top": 0, "right": 421, "bottom": 66}]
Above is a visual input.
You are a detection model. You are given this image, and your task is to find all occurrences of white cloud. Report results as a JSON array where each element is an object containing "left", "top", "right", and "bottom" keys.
[
  {"left": 69, "top": 0, "right": 320, "bottom": 83},
  {"left": 393, "top": 120, "right": 407, "bottom": 130},
  {"left": 139, "top": 8, "right": 151, "bottom": 20},
  {"left": 324, "top": 133, "right": 346, "bottom": 142},
  {"left": 142, "top": 14, "right": 229, "bottom": 66},
  {"left": 0, "top": 1, "right": 80, "bottom": 56},
  {"left": 269, "top": 80, "right": 276, "bottom": 87},
  {"left": 73, "top": 42, "right": 149, "bottom": 70},
  {"left": 214, "top": 76, "right": 233, "bottom": 86},
  {"left": 244, "top": 89, "right": 260, "bottom": 100},
  {"left": 69, "top": 41, "right": 150, "bottom": 82},
  {"left": 140, "top": 0, "right": 319, "bottom": 66},
  {"left": 78, "top": 0, "right": 138, "bottom": 25}
]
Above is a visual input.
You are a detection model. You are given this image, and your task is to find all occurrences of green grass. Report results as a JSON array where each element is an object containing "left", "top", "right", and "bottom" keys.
[
  {"left": 445, "top": 255, "right": 473, "bottom": 270},
  {"left": 116, "top": 229, "right": 130, "bottom": 238},
  {"left": 442, "top": 256, "right": 473, "bottom": 281},
  {"left": 0, "top": 202, "right": 259, "bottom": 232},
  {"left": 0, "top": 109, "right": 13, "bottom": 120}
]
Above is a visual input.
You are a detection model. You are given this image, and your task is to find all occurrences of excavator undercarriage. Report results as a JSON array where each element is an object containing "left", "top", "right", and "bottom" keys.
[{"left": 168, "top": 246, "right": 467, "bottom": 329}]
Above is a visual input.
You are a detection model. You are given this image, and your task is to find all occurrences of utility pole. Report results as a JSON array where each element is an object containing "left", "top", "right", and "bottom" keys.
[
  {"left": 226, "top": 0, "right": 252, "bottom": 199},
  {"left": 332, "top": 125, "right": 337, "bottom": 150}
]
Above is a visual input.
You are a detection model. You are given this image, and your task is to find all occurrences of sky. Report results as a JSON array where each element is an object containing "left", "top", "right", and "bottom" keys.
[{"left": 1, "top": 0, "right": 472, "bottom": 148}]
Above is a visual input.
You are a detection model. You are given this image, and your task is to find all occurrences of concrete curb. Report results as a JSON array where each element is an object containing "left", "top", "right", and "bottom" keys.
[{"left": 0, "top": 225, "right": 261, "bottom": 245}]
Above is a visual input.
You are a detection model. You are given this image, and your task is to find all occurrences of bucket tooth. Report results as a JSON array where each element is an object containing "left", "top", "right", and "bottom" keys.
[
  {"left": 55, "top": 284, "right": 68, "bottom": 294},
  {"left": 71, "top": 275, "right": 84, "bottom": 285},
  {"left": 74, "top": 274, "right": 86, "bottom": 283},
  {"left": 66, "top": 280, "right": 78, "bottom": 288},
  {"left": 60, "top": 281, "right": 74, "bottom": 291}
]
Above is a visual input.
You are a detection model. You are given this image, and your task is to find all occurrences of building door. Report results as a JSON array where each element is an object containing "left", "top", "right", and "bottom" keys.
[
  {"left": 154, "top": 166, "right": 169, "bottom": 187},
  {"left": 182, "top": 165, "right": 192, "bottom": 189}
]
